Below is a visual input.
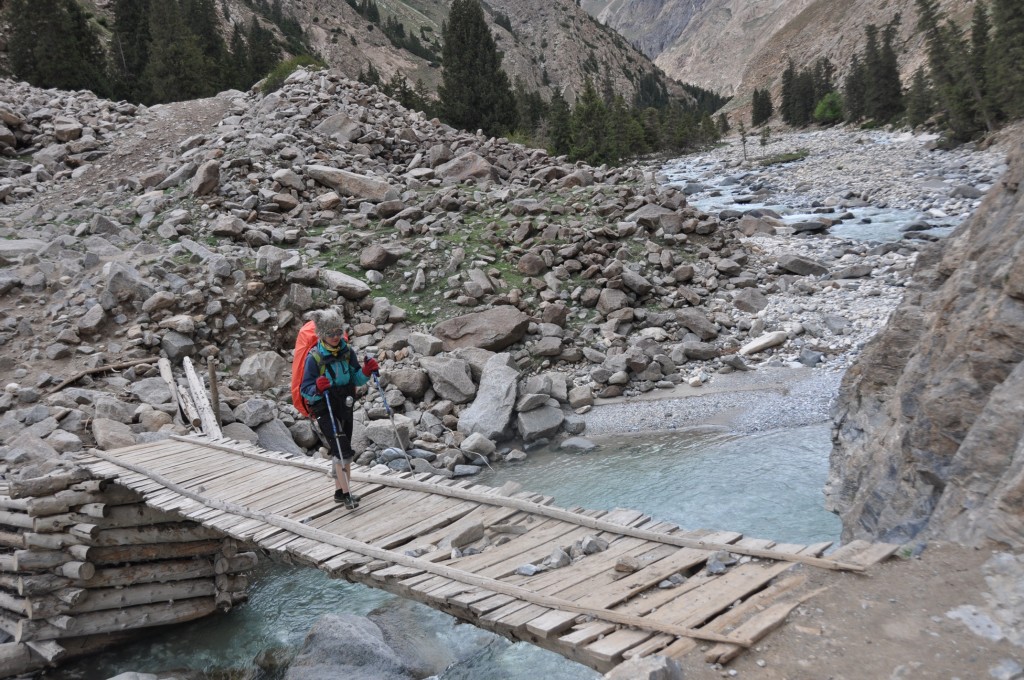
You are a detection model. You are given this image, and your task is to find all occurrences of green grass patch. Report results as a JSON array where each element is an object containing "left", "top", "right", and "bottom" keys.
[{"left": 759, "top": 149, "right": 810, "bottom": 166}]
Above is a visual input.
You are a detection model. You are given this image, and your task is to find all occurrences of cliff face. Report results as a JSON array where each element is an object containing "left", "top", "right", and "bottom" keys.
[{"left": 826, "top": 141, "right": 1024, "bottom": 548}]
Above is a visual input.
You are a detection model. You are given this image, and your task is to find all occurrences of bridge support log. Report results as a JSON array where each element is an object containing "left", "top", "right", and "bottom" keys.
[{"left": 0, "top": 467, "right": 254, "bottom": 679}]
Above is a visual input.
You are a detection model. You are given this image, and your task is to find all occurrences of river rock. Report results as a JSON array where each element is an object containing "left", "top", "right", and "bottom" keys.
[
  {"left": 257, "top": 419, "right": 305, "bottom": 456},
  {"left": 517, "top": 405, "right": 564, "bottom": 442},
  {"left": 417, "top": 356, "right": 476, "bottom": 404},
  {"left": 285, "top": 613, "right": 414, "bottom": 680},
  {"left": 319, "top": 269, "right": 371, "bottom": 299},
  {"left": 92, "top": 418, "right": 136, "bottom": 450},
  {"left": 777, "top": 253, "right": 829, "bottom": 277},
  {"left": 434, "top": 152, "right": 497, "bottom": 183},
  {"left": 305, "top": 165, "right": 396, "bottom": 202}
]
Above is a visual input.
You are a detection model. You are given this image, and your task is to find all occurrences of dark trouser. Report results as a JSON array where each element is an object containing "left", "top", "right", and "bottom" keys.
[{"left": 312, "top": 388, "right": 354, "bottom": 461}]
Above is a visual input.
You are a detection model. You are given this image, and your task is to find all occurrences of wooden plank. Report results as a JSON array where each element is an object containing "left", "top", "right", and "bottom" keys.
[{"left": 848, "top": 542, "right": 900, "bottom": 567}]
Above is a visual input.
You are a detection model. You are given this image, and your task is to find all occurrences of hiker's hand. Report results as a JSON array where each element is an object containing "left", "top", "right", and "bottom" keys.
[
  {"left": 315, "top": 376, "right": 330, "bottom": 394},
  {"left": 362, "top": 358, "right": 379, "bottom": 377}
]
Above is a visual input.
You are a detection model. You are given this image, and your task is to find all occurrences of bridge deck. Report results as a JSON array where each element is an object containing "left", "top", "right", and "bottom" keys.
[{"left": 76, "top": 435, "right": 896, "bottom": 673}]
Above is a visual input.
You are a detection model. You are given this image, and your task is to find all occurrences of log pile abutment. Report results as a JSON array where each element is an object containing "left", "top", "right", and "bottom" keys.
[{"left": 0, "top": 464, "right": 255, "bottom": 677}]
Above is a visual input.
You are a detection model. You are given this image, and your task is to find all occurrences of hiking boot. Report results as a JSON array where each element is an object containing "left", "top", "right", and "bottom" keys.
[
  {"left": 343, "top": 494, "right": 357, "bottom": 510},
  {"left": 349, "top": 493, "right": 360, "bottom": 508},
  {"left": 333, "top": 489, "right": 346, "bottom": 503}
]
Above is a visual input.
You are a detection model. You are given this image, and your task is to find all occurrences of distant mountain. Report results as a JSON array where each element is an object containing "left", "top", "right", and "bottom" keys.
[{"left": 579, "top": 0, "right": 974, "bottom": 103}]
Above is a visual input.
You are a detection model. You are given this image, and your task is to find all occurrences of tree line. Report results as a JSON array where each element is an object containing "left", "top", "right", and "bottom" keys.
[
  {"left": 767, "top": 0, "right": 1022, "bottom": 142},
  {"left": 6, "top": 0, "right": 309, "bottom": 105}
]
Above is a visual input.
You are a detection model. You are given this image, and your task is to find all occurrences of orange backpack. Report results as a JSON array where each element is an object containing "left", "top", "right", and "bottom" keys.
[{"left": 291, "top": 320, "right": 320, "bottom": 418}]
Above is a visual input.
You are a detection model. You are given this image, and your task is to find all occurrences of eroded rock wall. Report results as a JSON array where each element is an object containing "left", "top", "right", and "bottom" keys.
[{"left": 826, "top": 141, "right": 1024, "bottom": 548}]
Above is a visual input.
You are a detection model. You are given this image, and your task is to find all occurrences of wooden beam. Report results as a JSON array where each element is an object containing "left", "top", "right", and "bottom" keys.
[
  {"left": 46, "top": 357, "right": 159, "bottom": 395},
  {"left": 184, "top": 357, "right": 222, "bottom": 439}
]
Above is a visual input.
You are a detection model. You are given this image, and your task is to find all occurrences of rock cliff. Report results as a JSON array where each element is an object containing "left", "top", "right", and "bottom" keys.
[{"left": 826, "top": 140, "right": 1024, "bottom": 548}]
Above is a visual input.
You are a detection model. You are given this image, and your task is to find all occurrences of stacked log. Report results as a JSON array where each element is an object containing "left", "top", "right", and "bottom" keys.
[{"left": 0, "top": 470, "right": 255, "bottom": 677}]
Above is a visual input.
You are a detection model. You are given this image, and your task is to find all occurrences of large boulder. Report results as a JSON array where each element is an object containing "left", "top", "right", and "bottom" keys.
[
  {"left": 516, "top": 405, "right": 564, "bottom": 442},
  {"left": 284, "top": 614, "right": 413, "bottom": 680},
  {"left": 432, "top": 306, "right": 529, "bottom": 351},
  {"left": 320, "top": 269, "right": 371, "bottom": 299},
  {"left": 434, "top": 153, "right": 498, "bottom": 183},
  {"left": 457, "top": 354, "right": 518, "bottom": 440},
  {"left": 827, "top": 141, "right": 1024, "bottom": 548}
]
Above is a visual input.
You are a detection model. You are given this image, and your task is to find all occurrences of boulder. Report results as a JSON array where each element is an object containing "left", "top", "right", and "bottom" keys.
[
  {"left": 675, "top": 309, "right": 718, "bottom": 341},
  {"left": 733, "top": 288, "right": 769, "bottom": 313},
  {"left": 434, "top": 152, "right": 498, "bottom": 183},
  {"left": 383, "top": 369, "right": 430, "bottom": 399},
  {"left": 314, "top": 113, "right": 362, "bottom": 141},
  {"left": 256, "top": 418, "right": 305, "bottom": 456},
  {"left": 432, "top": 306, "right": 529, "bottom": 351},
  {"left": 92, "top": 418, "right": 136, "bottom": 450},
  {"left": 739, "top": 330, "right": 788, "bottom": 356},
  {"left": 305, "top": 165, "right": 396, "bottom": 202},
  {"left": 190, "top": 159, "right": 220, "bottom": 196},
  {"left": 457, "top": 353, "right": 518, "bottom": 440},
  {"left": 234, "top": 398, "right": 277, "bottom": 427},
  {"left": 284, "top": 613, "right": 412, "bottom": 680},
  {"left": 417, "top": 356, "right": 476, "bottom": 404},
  {"left": 516, "top": 405, "right": 564, "bottom": 442},
  {"left": 320, "top": 269, "right": 371, "bottom": 299},
  {"left": 239, "top": 351, "right": 288, "bottom": 391},
  {"left": 777, "top": 253, "right": 829, "bottom": 277}
]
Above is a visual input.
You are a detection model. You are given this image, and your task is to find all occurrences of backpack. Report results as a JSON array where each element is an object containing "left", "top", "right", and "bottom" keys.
[
  {"left": 290, "top": 320, "right": 357, "bottom": 418},
  {"left": 291, "top": 320, "right": 319, "bottom": 418}
]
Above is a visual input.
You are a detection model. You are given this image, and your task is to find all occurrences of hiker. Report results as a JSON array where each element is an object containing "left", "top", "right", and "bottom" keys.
[{"left": 299, "top": 308, "right": 379, "bottom": 509}]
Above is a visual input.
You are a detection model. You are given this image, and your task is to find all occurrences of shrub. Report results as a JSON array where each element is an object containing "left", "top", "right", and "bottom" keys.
[
  {"left": 813, "top": 92, "right": 843, "bottom": 125},
  {"left": 261, "top": 55, "right": 326, "bottom": 93}
]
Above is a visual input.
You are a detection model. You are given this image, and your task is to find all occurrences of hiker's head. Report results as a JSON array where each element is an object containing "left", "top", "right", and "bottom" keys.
[{"left": 313, "top": 308, "right": 346, "bottom": 345}]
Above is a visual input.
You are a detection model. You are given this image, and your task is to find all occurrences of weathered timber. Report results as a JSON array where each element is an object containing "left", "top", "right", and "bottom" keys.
[
  {"left": 0, "top": 497, "right": 29, "bottom": 512},
  {"left": 24, "top": 533, "right": 81, "bottom": 550},
  {"left": 213, "top": 552, "right": 258, "bottom": 575},
  {"left": 83, "top": 539, "right": 223, "bottom": 565},
  {"left": 76, "top": 558, "right": 216, "bottom": 589},
  {"left": 0, "top": 529, "right": 25, "bottom": 548},
  {"left": 25, "top": 486, "right": 141, "bottom": 517},
  {"left": 56, "top": 562, "right": 95, "bottom": 581},
  {"left": 0, "top": 509, "right": 34, "bottom": 530},
  {"left": 12, "top": 550, "right": 67, "bottom": 571},
  {"left": 24, "top": 639, "right": 65, "bottom": 662},
  {"left": 214, "top": 573, "right": 249, "bottom": 591},
  {"left": 8, "top": 470, "right": 93, "bottom": 500},
  {"left": 69, "top": 504, "right": 184, "bottom": 529},
  {"left": 39, "top": 579, "right": 217, "bottom": 617},
  {"left": 15, "top": 597, "right": 217, "bottom": 642},
  {"left": 82, "top": 523, "right": 223, "bottom": 547},
  {"left": 184, "top": 356, "right": 222, "bottom": 439}
]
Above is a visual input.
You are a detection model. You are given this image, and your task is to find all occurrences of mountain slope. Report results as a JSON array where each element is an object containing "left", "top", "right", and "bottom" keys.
[{"left": 582, "top": 0, "right": 974, "bottom": 100}]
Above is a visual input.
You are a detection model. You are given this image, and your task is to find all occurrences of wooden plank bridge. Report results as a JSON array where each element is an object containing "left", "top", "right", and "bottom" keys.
[{"left": 75, "top": 435, "right": 898, "bottom": 674}]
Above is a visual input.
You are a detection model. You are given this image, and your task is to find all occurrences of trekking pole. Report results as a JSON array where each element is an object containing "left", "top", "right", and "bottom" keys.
[
  {"left": 322, "top": 393, "right": 350, "bottom": 492},
  {"left": 366, "top": 352, "right": 415, "bottom": 471}
]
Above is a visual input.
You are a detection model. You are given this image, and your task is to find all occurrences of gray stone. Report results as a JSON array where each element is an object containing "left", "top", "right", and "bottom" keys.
[
  {"left": 559, "top": 437, "right": 596, "bottom": 451},
  {"left": 161, "top": 331, "right": 195, "bottom": 363},
  {"left": 603, "top": 655, "right": 684, "bottom": 680},
  {"left": 320, "top": 269, "right": 371, "bottom": 300},
  {"left": 596, "top": 288, "right": 630, "bottom": 316},
  {"left": 256, "top": 418, "right": 305, "bottom": 456},
  {"left": 314, "top": 113, "right": 362, "bottom": 141},
  {"left": 284, "top": 613, "right": 411, "bottom": 680},
  {"left": 458, "top": 353, "right": 518, "bottom": 439},
  {"left": 95, "top": 396, "right": 136, "bottom": 424},
  {"left": 777, "top": 253, "right": 829, "bottom": 277},
  {"left": 92, "top": 418, "right": 136, "bottom": 450},
  {"left": 130, "top": 376, "right": 172, "bottom": 403},
  {"left": 239, "top": 351, "right": 288, "bottom": 391},
  {"left": 675, "top": 308, "right": 718, "bottom": 340},
  {"left": 568, "top": 386, "right": 594, "bottom": 409},
  {"left": 234, "top": 398, "right": 276, "bottom": 427},
  {"left": 434, "top": 152, "right": 497, "bottom": 183},
  {"left": 190, "top": 159, "right": 220, "bottom": 196},
  {"left": 432, "top": 306, "right": 529, "bottom": 351},
  {"left": 222, "top": 421, "right": 259, "bottom": 444},
  {"left": 460, "top": 432, "right": 496, "bottom": 456},
  {"left": 305, "top": 165, "right": 396, "bottom": 202},
  {"left": 733, "top": 288, "right": 769, "bottom": 313},
  {"left": 418, "top": 356, "right": 476, "bottom": 404},
  {"left": 76, "top": 304, "right": 105, "bottom": 335},
  {"left": 740, "top": 331, "right": 788, "bottom": 356},
  {"left": 408, "top": 332, "right": 444, "bottom": 356},
  {"left": 517, "top": 405, "right": 564, "bottom": 442},
  {"left": 383, "top": 368, "right": 430, "bottom": 399}
]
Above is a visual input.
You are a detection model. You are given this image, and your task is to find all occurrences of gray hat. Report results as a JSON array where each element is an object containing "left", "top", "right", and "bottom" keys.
[{"left": 312, "top": 308, "right": 345, "bottom": 340}]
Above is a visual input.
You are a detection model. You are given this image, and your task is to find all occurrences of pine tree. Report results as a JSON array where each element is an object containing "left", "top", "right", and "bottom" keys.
[
  {"left": 7, "top": 0, "right": 109, "bottom": 96},
  {"left": 751, "top": 88, "right": 773, "bottom": 127},
  {"left": 570, "top": 78, "right": 607, "bottom": 164},
  {"left": 780, "top": 59, "right": 797, "bottom": 125},
  {"left": 717, "top": 112, "right": 730, "bottom": 135},
  {"left": 111, "top": 0, "right": 152, "bottom": 102},
  {"left": 438, "top": 0, "right": 516, "bottom": 137},
  {"left": 916, "top": 0, "right": 983, "bottom": 140},
  {"left": 228, "top": 24, "right": 251, "bottom": 90},
  {"left": 181, "top": 0, "right": 230, "bottom": 90},
  {"left": 246, "top": 16, "right": 281, "bottom": 84},
  {"left": 792, "top": 70, "right": 816, "bottom": 126},
  {"left": 876, "top": 18, "right": 904, "bottom": 122},
  {"left": 843, "top": 54, "right": 867, "bottom": 122},
  {"left": 546, "top": 90, "right": 572, "bottom": 156},
  {"left": 811, "top": 57, "right": 835, "bottom": 103},
  {"left": 905, "top": 67, "right": 934, "bottom": 126},
  {"left": 142, "top": 0, "right": 207, "bottom": 103},
  {"left": 988, "top": 0, "right": 1024, "bottom": 119}
]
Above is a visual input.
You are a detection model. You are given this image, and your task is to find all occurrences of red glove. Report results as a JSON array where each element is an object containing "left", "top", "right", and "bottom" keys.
[
  {"left": 362, "top": 358, "right": 379, "bottom": 377},
  {"left": 315, "top": 376, "right": 330, "bottom": 394}
]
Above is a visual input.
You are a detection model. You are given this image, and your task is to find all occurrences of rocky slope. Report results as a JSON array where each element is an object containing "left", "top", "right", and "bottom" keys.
[{"left": 826, "top": 138, "right": 1024, "bottom": 548}]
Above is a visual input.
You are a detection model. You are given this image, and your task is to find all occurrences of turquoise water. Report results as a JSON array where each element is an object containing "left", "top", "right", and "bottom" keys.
[{"left": 50, "top": 424, "right": 838, "bottom": 679}]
